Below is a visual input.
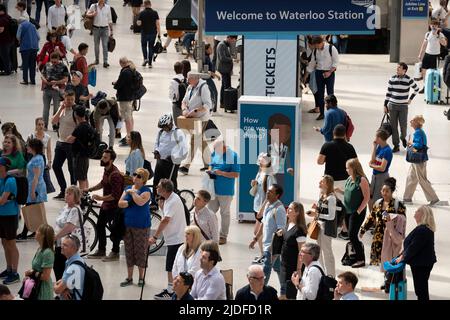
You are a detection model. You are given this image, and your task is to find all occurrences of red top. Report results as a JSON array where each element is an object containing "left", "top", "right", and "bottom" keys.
[
  {"left": 37, "top": 41, "right": 67, "bottom": 64},
  {"left": 74, "top": 55, "right": 88, "bottom": 87}
]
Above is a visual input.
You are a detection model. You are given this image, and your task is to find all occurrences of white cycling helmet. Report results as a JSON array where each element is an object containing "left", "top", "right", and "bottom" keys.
[{"left": 158, "top": 114, "right": 173, "bottom": 128}]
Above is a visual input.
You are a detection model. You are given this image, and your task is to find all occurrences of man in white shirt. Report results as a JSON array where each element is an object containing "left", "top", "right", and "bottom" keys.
[
  {"left": 334, "top": 271, "right": 359, "bottom": 300},
  {"left": 153, "top": 113, "right": 188, "bottom": 193},
  {"left": 191, "top": 240, "right": 226, "bottom": 300},
  {"left": 291, "top": 243, "right": 323, "bottom": 300},
  {"left": 149, "top": 179, "right": 186, "bottom": 300},
  {"left": 169, "top": 61, "right": 185, "bottom": 126},
  {"left": 47, "top": 0, "right": 66, "bottom": 31},
  {"left": 86, "top": 0, "right": 113, "bottom": 68},
  {"left": 178, "top": 71, "right": 212, "bottom": 176},
  {"left": 192, "top": 190, "right": 219, "bottom": 243},
  {"left": 306, "top": 35, "right": 339, "bottom": 120}
]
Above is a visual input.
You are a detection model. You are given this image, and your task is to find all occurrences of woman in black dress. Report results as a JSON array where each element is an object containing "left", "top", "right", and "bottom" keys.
[{"left": 279, "top": 202, "right": 307, "bottom": 300}]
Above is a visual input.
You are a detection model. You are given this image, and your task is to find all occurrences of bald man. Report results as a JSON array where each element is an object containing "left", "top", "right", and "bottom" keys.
[{"left": 235, "top": 265, "right": 278, "bottom": 301}]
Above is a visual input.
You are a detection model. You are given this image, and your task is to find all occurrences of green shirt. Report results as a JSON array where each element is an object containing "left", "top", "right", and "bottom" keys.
[
  {"left": 31, "top": 248, "right": 55, "bottom": 300},
  {"left": 344, "top": 176, "right": 363, "bottom": 214},
  {"left": 1, "top": 151, "right": 27, "bottom": 170}
]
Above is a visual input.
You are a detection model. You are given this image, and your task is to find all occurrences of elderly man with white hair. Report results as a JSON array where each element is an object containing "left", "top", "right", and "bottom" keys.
[
  {"left": 178, "top": 71, "right": 212, "bottom": 176},
  {"left": 235, "top": 264, "right": 278, "bottom": 301}
]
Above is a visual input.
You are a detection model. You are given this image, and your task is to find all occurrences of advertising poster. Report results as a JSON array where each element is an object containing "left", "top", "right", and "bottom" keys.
[{"left": 238, "top": 97, "right": 301, "bottom": 221}]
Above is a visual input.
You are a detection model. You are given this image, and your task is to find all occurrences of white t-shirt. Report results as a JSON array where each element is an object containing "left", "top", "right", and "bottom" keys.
[
  {"left": 162, "top": 192, "right": 186, "bottom": 245},
  {"left": 54, "top": 205, "right": 82, "bottom": 247},
  {"left": 425, "top": 30, "right": 446, "bottom": 55}
]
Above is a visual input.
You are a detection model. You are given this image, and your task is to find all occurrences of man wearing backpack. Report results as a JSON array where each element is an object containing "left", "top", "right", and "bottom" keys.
[
  {"left": 0, "top": 4, "right": 15, "bottom": 76},
  {"left": 291, "top": 243, "right": 324, "bottom": 300},
  {"left": 66, "top": 106, "right": 93, "bottom": 190},
  {"left": 306, "top": 36, "right": 339, "bottom": 120},
  {"left": 113, "top": 57, "right": 135, "bottom": 147},
  {"left": 313, "top": 94, "right": 346, "bottom": 142},
  {"left": 0, "top": 157, "right": 21, "bottom": 285},
  {"left": 54, "top": 235, "right": 85, "bottom": 300},
  {"left": 169, "top": 61, "right": 186, "bottom": 126},
  {"left": 149, "top": 179, "right": 186, "bottom": 300}
]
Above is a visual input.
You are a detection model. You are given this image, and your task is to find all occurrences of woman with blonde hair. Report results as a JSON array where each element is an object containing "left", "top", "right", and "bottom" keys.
[
  {"left": 307, "top": 175, "right": 338, "bottom": 277},
  {"left": 403, "top": 115, "right": 440, "bottom": 206},
  {"left": 172, "top": 225, "right": 203, "bottom": 279},
  {"left": 336, "top": 158, "right": 370, "bottom": 268},
  {"left": 23, "top": 224, "right": 55, "bottom": 300},
  {"left": 396, "top": 205, "right": 436, "bottom": 300},
  {"left": 124, "top": 131, "right": 145, "bottom": 184},
  {"left": 118, "top": 167, "right": 152, "bottom": 287}
]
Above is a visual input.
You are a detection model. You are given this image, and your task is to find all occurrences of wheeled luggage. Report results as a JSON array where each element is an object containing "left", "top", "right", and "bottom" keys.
[
  {"left": 424, "top": 69, "right": 441, "bottom": 104},
  {"left": 223, "top": 87, "right": 238, "bottom": 112}
]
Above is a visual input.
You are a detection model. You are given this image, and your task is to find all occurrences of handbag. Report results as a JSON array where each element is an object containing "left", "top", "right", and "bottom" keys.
[
  {"left": 88, "top": 67, "right": 97, "bottom": 87},
  {"left": 307, "top": 219, "right": 320, "bottom": 240},
  {"left": 108, "top": 36, "right": 116, "bottom": 53},
  {"left": 43, "top": 167, "right": 55, "bottom": 194},
  {"left": 249, "top": 184, "right": 257, "bottom": 197},
  {"left": 406, "top": 146, "right": 429, "bottom": 163},
  {"left": 22, "top": 203, "right": 47, "bottom": 232},
  {"left": 204, "top": 119, "right": 221, "bottom": 141},
  {"left": 379, "top": 113, "right": 393, "bottom": 137},
  {"left": 18, "top": 275, "right": 41, "bottom": 300},
  {"left": 82, "top": 14, "right": 94, "bottom": 31}
]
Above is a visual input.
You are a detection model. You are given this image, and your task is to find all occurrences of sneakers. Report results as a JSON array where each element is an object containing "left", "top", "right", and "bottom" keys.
[
  {"left": 154, "top": 289, "right": 173, "bottom": 300},
  {"left": 120, "top": 278, "right": 133, "bottom": 287},
  {"left": 252, "top": 256, "right": 265, "bottom": 264},
  {"left": 53, "top": 192, "right": 65, "bottom": 201},
  {"left": 142, "top": 60, "right": 148, "bottom": 67},
  {"left": 219, "top": 237, "right": 227, "bottom": 245},
  {"left": 87, "top": 249, "right": 106, "bottom": 259},
  {"left": 429, "top": 199, "right": 440, "bottom": 206},
  {"left": 0, "top": 269, "right": 9, "bottom": 279},
  {"left": 102, "top": 251, "right": 120, "bottom": 262},
  {"left": 392, "top": 146, "right": 400, "bottom": 153},
  {"left": 178, "top": 166, "right": 189, "bottom": 175},
  {"left": 3, "top": 272, "right": 20, "bottom": 285},
  {"left": 338, "top": 231, "right": 349, "bottom": 240},
  {"left": 401, "top": 138, "right": 407, "bottom": 149}
]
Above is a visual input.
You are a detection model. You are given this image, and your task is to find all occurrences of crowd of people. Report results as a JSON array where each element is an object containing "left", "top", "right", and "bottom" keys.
[{"left": 0, "top": 0, "right": 443, "bottom": 302}]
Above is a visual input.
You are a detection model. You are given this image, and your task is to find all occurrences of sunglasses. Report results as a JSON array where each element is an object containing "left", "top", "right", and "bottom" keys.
[{"left": 133, "top": 173, "right": 142, "bottom": 179}]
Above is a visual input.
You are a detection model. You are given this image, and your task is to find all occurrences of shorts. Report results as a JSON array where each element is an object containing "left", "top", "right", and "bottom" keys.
[
  {"left": 73, "top": 155, "right": 89, "bottom": 181},
  {"left": 119, "top": 101, "right": 133, "bottom": 121},
  {"left": 165, "top": 243, "right": 183, "bottom": 272},
  {"left": 254, "top": 211, "right": 262, "bottom": 223},
  {"left": 0, "top": 215, "right": 19, "bottom": 240},
  {"left": 422, "top": 53, "right": 439, "bottom": 70},
  {"left": 370, "top": 172, "right": 390, "bottom": 203}
]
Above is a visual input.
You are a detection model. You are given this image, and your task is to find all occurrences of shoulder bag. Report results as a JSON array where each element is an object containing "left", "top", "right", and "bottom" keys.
[{"left": 406, "top": 146, "right": 428, "bottom": 163}]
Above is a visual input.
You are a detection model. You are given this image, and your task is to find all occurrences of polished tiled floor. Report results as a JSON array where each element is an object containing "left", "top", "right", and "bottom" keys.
[{"left": 0, "top": 1, "right": 449, "bottom": 300}]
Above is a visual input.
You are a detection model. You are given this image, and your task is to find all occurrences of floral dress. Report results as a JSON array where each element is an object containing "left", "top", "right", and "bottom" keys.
[
  {"left": 359, "top": 198, "right": 406, "bottom": 266},
  {"left": 31, "top": 248, "right": 55, "bottom": 300}
]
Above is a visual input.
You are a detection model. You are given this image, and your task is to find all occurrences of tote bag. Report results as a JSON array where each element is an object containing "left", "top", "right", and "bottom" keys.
[{"left": 22, "top": 203, "right": 47, "bottom": 232}]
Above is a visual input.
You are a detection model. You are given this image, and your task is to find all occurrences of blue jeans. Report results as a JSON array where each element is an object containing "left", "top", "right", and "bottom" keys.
[
  {"left": 93, "top": 26, "right": 109, "bottom": 64},
  {"left": 21, "top": 49, "right": 37, "bottom": 83},
  {"left": 141, "top": 33, "right": 157, "bottom": 62},
  {"left": 314, "top": 70, "right": 335, "bottom": 115},
  {"left": 35, "top": 0, "right": 49, "bottom": 24},
  {"left": 263, "top": 251, "right": 282, "bottom": 288}
]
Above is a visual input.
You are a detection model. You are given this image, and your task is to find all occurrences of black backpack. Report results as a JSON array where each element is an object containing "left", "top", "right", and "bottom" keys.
[
  {"left": 9, "top": 18, "right": 18, "bottom": 38},
  {"left": 310, "top": 265, "right": 337, "bottom": 301},
  {"left": 69, "top": 57, "right": 80, "bottom": 73},
  {"left": 132, "top": 70, "right": 147, "bottom": 101},
  {"left": 70, "top": 261, "right": 103, "bottom": 300},
  {"left": 341, "top": 241, "right": 357, "bottom": 266},
  {"left": 143, "top": 159, "right": 154, "bottom": 180},
  {"left": 84, "top": 125, "right": 107, "bottom": 159},
  {"left": 173, "top": 78, "right": 187, "bottom": 108},
  {"left": 6, "top": 175, "right": 28, "bottom": 205}
]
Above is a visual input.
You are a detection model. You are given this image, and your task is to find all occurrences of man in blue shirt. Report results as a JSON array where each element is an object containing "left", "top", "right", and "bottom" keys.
[
  {"left": 16, "top": 19, "right": 40, "bottom": 85},
  {"left": 249, "top": 184, "right": 286, "bottom": 288},
  {"left": 207, "top": 140, "right": 240, "bottom": 245},
  {"left": 0, "top": 157, "right": 20, "bottom": 285},
  {"left": 54, "top": 235, "right": 85, "bottom": 300},
  {"left": 313, "top": 95, "right": 346, "bottom": 142}
]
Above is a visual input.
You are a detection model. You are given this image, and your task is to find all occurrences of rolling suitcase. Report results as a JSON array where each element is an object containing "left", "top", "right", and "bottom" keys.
[
  {"left": 424, "top": 69, "right": 441, "bottom": 104},
  {"left": 223, "top": 87, "right": 238, "bottom": 112},
  {"left": 388, "top": 270, "right": 407, "bottom": 300}
]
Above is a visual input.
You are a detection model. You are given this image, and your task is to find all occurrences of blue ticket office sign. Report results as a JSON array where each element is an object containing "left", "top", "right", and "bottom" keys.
[
  {"left": 402, "top": 0, "right": 428, "bottom": 18},
  {"left": 237, "top": 96, "right": 301, "bottom": 222}
]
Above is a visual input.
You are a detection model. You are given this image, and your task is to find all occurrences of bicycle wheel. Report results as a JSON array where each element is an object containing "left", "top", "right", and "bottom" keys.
[
  {"left": 179, "top": 189, "right": 195, "bottom": 211},
  {"left": 148, "top": 211, "right": 165, "bottom": 254},
  {"left": 83, "top": 216, "right": 98, "bottom": 252}
]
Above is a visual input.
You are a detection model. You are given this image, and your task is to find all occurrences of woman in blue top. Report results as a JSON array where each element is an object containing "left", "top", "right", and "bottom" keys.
[
  {"left": 124, "top": 131, "right": 145, "bottom": 183},
  {"left": 118, "top": 167, "right": 152, "bottom": 288},
  {"left": 17, "top": 138, "right": 48, "bottom": 240},
  {"left": 403, "top": 115, "right": 439, "bottom": 206}
]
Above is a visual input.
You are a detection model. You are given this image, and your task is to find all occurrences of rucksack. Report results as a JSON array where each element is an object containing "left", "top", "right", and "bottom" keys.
[
  {"left": 82, "top": 124, "right": 106, "bottom": 160},
  {"left": 70, "top": 260, "right": 103, "bottom": 300},
  {"left": 173, "top": 78, "right": 187, "bottom": 108},
  {"left": 343, "top": 111, "right": 354, "bottom": 141},
  {"left": 6, "top": 175, "right": 28, "bottom": 205},
  {"left": 310, "top": 265, "right": 337, "bottom": 301},
  {"left": 313, "top": 43, "right": 334, "bottom": 61},
  {"left": 132, "top": 70, "right": 147, "bottom": 100},
  {"left": 69, "top": 57, "right": 80, "bottom": 73}
]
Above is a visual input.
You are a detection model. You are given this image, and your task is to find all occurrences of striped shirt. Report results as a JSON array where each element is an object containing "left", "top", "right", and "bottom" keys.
[{"left": 384, "top": 74, "right": 419, "bottom": 107}]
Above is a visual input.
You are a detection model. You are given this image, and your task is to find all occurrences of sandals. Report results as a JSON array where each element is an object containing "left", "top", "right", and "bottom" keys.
[{"left": 120, "top": 278, "right": 133, "bottom": 287}]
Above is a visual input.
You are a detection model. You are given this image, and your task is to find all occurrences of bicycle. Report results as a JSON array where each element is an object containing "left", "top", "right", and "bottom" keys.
[{"left": 80, "top": 193, "right": 165, "bottom": 255}]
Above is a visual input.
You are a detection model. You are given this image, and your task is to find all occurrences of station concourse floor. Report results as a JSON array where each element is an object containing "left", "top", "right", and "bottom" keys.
[{"left": 0, "top": 1, "right": 449, "bottom": 300}]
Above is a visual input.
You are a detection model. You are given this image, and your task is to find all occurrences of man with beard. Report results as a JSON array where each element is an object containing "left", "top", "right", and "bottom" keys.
[{"left": 84, "top": 149, "right": 124, "bottom": 262}]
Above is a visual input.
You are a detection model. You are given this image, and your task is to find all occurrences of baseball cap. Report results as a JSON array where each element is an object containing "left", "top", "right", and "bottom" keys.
[
  {"left": 71, "top": 70, "right": 83, "bottom": 80},
  {"left": 0, "top": 157, "right": 11, "bottom": 169}
]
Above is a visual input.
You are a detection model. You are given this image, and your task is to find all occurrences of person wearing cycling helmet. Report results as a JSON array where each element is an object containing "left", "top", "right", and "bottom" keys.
[{"left": 153, "top": 114, "right": 188, "bottom": 195}]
